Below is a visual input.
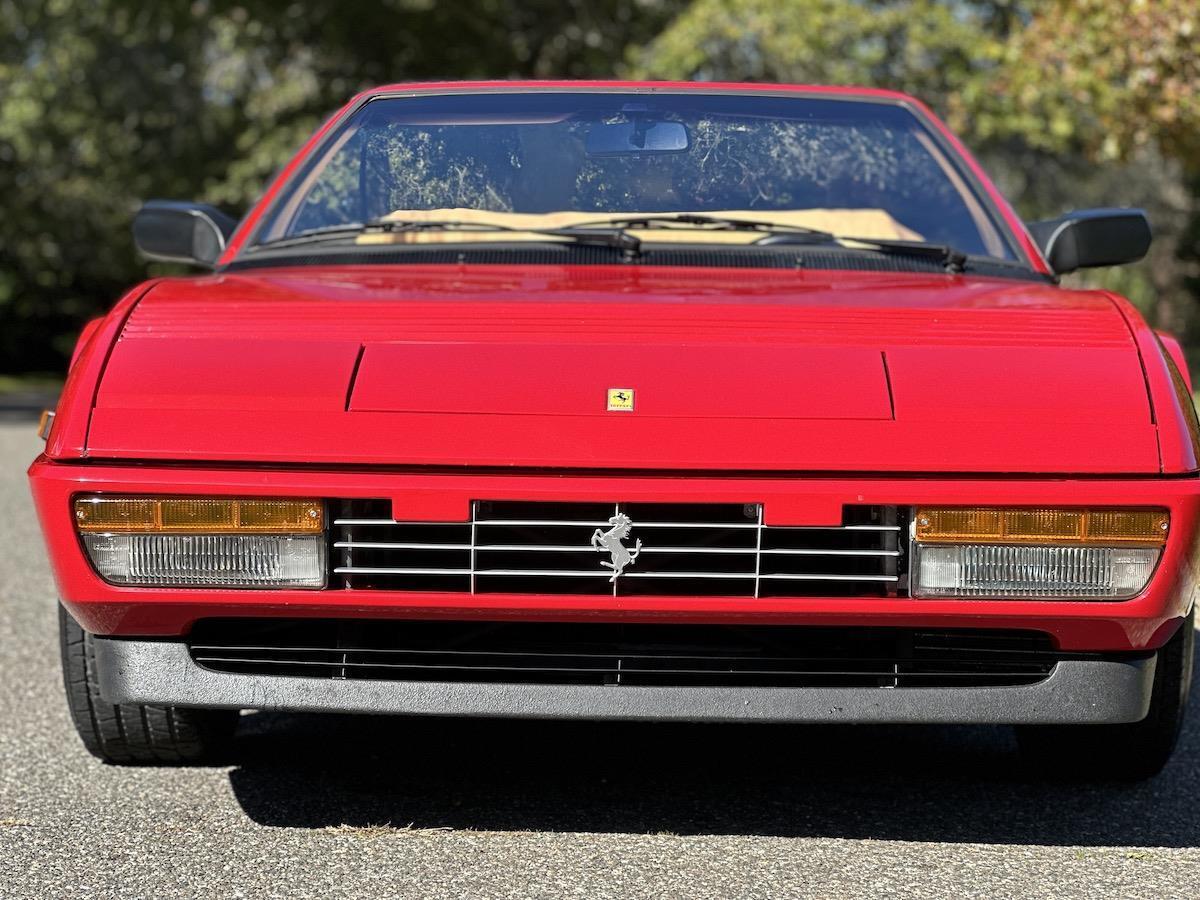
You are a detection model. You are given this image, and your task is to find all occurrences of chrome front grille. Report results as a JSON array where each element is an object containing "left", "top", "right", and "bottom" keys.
[{"left": 333, "top": 501, "right": 905, "bottom": 597}]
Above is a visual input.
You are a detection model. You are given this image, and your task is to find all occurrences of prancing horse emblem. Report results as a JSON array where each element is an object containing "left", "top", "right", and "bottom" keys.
[{"left": 592, "top": 513, "right": 642, "bottom": 582}]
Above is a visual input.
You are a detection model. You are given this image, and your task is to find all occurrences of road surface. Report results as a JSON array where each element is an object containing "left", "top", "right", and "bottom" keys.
[{"left": 3, "top": 422, "right": 1199, "bottom": 898}]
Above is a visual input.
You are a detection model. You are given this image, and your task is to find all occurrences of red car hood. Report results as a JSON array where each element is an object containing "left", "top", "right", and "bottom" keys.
[{"left": 86, "top": 265, "right": 1158, "bottom": 473}]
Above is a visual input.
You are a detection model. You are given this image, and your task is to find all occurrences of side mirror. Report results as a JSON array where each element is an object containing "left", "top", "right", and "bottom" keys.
[
  {"left": 132, "top": 200, "right": 238, "bottom": 268},
  {"left": 1026, "top": 208, "right": 1151, "bottom": 275}
]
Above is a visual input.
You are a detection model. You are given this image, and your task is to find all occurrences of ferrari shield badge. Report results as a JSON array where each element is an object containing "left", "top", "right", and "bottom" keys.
[{"left": 607, "top": 388, "right": 635, "bottom": 411}]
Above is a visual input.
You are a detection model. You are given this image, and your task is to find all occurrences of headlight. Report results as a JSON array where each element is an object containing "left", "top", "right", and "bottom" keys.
[
  {"left": 75, "top": 496, "right": 326, "bottom": 588},
  {"left": 911, "top": 507, "right": 1167, "bottom": 600}
]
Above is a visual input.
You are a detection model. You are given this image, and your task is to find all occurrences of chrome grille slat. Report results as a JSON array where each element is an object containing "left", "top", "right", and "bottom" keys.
[
  {"left": 332, "top": 501, "right": 905, "bottom": 598},
  {"left": 334, "top": 542, "right": 898, "bottom": 557},
  {"left": 334, "top": 541, "right": 474, "bottom": 550},
  {"left": 760, "top": 548, "right": 900, "bottom": 557},
  {"left": 333, "top": 519, "right": 901, "bottom": 532},
  {"left": 334, "top": 566, "right": 473, "bottom": 576},
  {"left": 476, "top": 519, "right": 765, "bottom": 529},
  {"left": 473, "top": 569, "right": 616, "bottom": 578},
  {"left": 757, "top": 573, "right": 898, "bottom": 582},
  {"left": 332, "top": 567, "right": 899, "bottom": 582}
]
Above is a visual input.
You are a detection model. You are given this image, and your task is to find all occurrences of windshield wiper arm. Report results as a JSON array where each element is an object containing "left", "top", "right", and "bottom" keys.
[
  {"left": 757, "top": 232, "right": 969, "bottom": 273},
  {"left": 827, "top": 236, "right": 969, "bottom": 273}
]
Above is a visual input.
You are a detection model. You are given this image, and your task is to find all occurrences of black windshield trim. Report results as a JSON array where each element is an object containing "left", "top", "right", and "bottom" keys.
[{"left": 223, "top": 240, "right": 1052, "bottom": 283}]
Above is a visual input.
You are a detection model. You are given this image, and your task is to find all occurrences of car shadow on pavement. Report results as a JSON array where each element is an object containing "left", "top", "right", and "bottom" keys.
[{"left": 228, "top": 645, "right": 1200, "bottom": 847}]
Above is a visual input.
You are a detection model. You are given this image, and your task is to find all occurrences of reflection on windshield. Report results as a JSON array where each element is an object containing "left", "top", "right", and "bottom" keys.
[{"left": 261, "top": 93, "right": 1012, "bottom": 259}]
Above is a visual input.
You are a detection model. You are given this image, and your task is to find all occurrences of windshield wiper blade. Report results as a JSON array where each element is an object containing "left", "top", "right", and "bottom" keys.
[
  {"left": 376, "top": 219, "right": 641, "bottom": 253},
  {"left": 572, "top": 213, "right": 973, "bottom": 270},
  {"left": 255, "top": 218, "right": 641, "bottom": 254},
  {"left": 254, "top": 222, "right": 369, "bottom": 249},
  {"left": 575, "top": 213, "right": 836, "bottom": 242}
]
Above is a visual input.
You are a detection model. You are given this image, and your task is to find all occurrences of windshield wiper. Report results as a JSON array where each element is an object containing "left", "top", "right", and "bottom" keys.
[
  {"left": 254, "top": 218, "right": 641, "bottom": 254},
  {"left": 762, "top": 233, "right": 970, "bottom": 273},
  {"left": 253, "top": 222, "right": 370, "bottom": 249},
  {"left": 857, "top": 238, "right": 969, "bottom": 274},
  {"left": 575, "top": 213, "right": 836, "bottom": 243},
  {"left": 377, "top": 219, "right": 641, "bottom": 252},
  {"left": 575, "top": 213, "right": 968, "bottom": 271},
  {"left": 254, "top": 214, "right": 970, "bottom": 272}
]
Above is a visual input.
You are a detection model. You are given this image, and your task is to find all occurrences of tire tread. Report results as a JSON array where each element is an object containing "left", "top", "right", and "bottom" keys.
[
  {"left": 58, "top": 606, "right": 236, "bottom": 765},
  {"left": 1016, "top": 607, "right": 1195, "bottom": 781}
]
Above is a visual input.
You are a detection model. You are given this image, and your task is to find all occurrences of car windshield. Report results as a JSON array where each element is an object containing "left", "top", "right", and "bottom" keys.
[{"left": 255, "top": 91, "right": 1016, "bottom": 260}]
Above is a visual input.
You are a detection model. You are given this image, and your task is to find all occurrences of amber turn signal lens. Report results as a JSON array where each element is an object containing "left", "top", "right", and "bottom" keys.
[
  {"left": 74, "top": 496, "right": 324, "bottom": 534},
  {"left": 914, "top": 507, "right": 1168, "bottom": 546}
]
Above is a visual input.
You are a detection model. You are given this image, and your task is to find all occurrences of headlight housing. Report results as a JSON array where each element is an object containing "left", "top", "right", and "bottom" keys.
[
  {"left": 911, "top": 507, "right": 1167, "bottom": 600},
  {"left": 75, "top": 496, "right": 326, "bottom": 588}
]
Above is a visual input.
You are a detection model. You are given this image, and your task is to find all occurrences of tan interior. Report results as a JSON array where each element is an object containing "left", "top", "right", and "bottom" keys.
[{"left": 357, "top": 208, "right": 924, "bottom": 245}]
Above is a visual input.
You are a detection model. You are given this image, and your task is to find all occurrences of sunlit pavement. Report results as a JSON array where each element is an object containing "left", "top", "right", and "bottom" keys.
[{"left": 3, "top": 421, "right": 1199, "bottom": 899}]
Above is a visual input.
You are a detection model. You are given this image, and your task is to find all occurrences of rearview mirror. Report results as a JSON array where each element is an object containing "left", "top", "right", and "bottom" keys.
[
  {"left": 132, "top": 200, "right": 238, "bottom": 268},
  {"left": 586, "top": 120, "right": 689, "bottom": 157},
  {"left": 1026, "top": 208, "right": 1151, "bottom": 275}
]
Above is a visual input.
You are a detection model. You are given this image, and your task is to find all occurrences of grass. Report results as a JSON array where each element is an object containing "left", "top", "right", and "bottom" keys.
[{"left": 0, "top": 374, "right": 63, "bottom": 396}]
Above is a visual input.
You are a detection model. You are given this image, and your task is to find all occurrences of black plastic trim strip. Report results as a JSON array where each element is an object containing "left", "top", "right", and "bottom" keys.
[{"left": 95, "top": 637, "right": 1155, "bottom": 724}]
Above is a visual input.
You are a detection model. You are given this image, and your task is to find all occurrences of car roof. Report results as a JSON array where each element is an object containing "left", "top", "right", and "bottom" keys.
[{"left": 353, "top": 80, "right": 919, "bottom": 105}]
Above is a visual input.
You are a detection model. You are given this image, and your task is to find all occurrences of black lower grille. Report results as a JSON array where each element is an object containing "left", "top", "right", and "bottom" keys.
[{"left": 187, "top": 619, "right": 1062, "bottom": 689}]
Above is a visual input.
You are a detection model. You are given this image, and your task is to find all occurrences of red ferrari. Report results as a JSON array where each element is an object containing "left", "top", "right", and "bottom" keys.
[{"left": 30, "top": 82, "right": 1197, "bottom": 778}]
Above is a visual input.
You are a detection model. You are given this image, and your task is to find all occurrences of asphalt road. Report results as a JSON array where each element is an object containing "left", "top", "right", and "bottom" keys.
[{"left": 4, "top": 422, "right": 1200, "bottom": 898}]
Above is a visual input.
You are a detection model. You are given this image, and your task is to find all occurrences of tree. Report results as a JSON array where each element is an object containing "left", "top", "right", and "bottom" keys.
[
  {"left": 984, "top": 0, "right": 1200, "bottom": 342},
  {"left": 982, "top": 0, "right": 1200, "bottom": 167},
  {"left": 628, "top": 0, "right": 1200, "bottom": 362},
  {"left": 0, "top": 0, "right": 683, "bottom": 373}
]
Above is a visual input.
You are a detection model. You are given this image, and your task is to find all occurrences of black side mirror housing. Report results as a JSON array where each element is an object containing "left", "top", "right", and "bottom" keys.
[
  {"left": 1026, "top": 208, "right": 1151, "bottom": 275},
  {"left": 132, "top": 200, "right": 239, "bottom": 268}
]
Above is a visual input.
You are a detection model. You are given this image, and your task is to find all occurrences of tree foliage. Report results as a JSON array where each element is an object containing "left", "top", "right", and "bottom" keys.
[
  {"left": 983, "top": 0, "right": 1200, "bottom": 167},
  {"left": 0, "top": 0, "right": 681, "bottom": 372},
  {"left": 2, "top": 0, "right": 1198, "bottom": 373},
  {"left": 630, "top": 0, "right": 1200, "bottom": 359},
  {"left": 628, "top": 0, "right": 1004, "bottom": 118}
]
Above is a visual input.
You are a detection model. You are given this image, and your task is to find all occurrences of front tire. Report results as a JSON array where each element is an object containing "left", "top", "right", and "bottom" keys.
[
  {"left": 1016, "top": 607, "right": 1194, "bottom": 781},
  {"left": 59, "top": 605, "right": 237, "bottom": 765}
]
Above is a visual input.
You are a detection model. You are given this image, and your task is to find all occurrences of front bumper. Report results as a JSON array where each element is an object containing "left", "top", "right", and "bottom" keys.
[
  {"left": 96, "top": 636, "right": 1156, "bottom": 724},
  {"left": 29, "top": 457, "right": 1200, "bottom": 651}
]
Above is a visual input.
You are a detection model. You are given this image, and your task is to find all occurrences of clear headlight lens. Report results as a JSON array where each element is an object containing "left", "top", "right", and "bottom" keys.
[
  {"left": 914, "top": 544, "right": 1160, "bottom": 599},
  {"left": 81, "top": 533, "right": 325, "bottom": 587},
  {"left": 912, "top": 506, "right": 1166, "bottom": 600},
  {"left": 75, "top": 495, "right": 325, "bottom": 589}
]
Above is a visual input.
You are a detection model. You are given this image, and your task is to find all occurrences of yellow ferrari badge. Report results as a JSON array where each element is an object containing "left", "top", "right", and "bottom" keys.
[{"left": 607, "top": 388, "right": 635, "bottom": 411}]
